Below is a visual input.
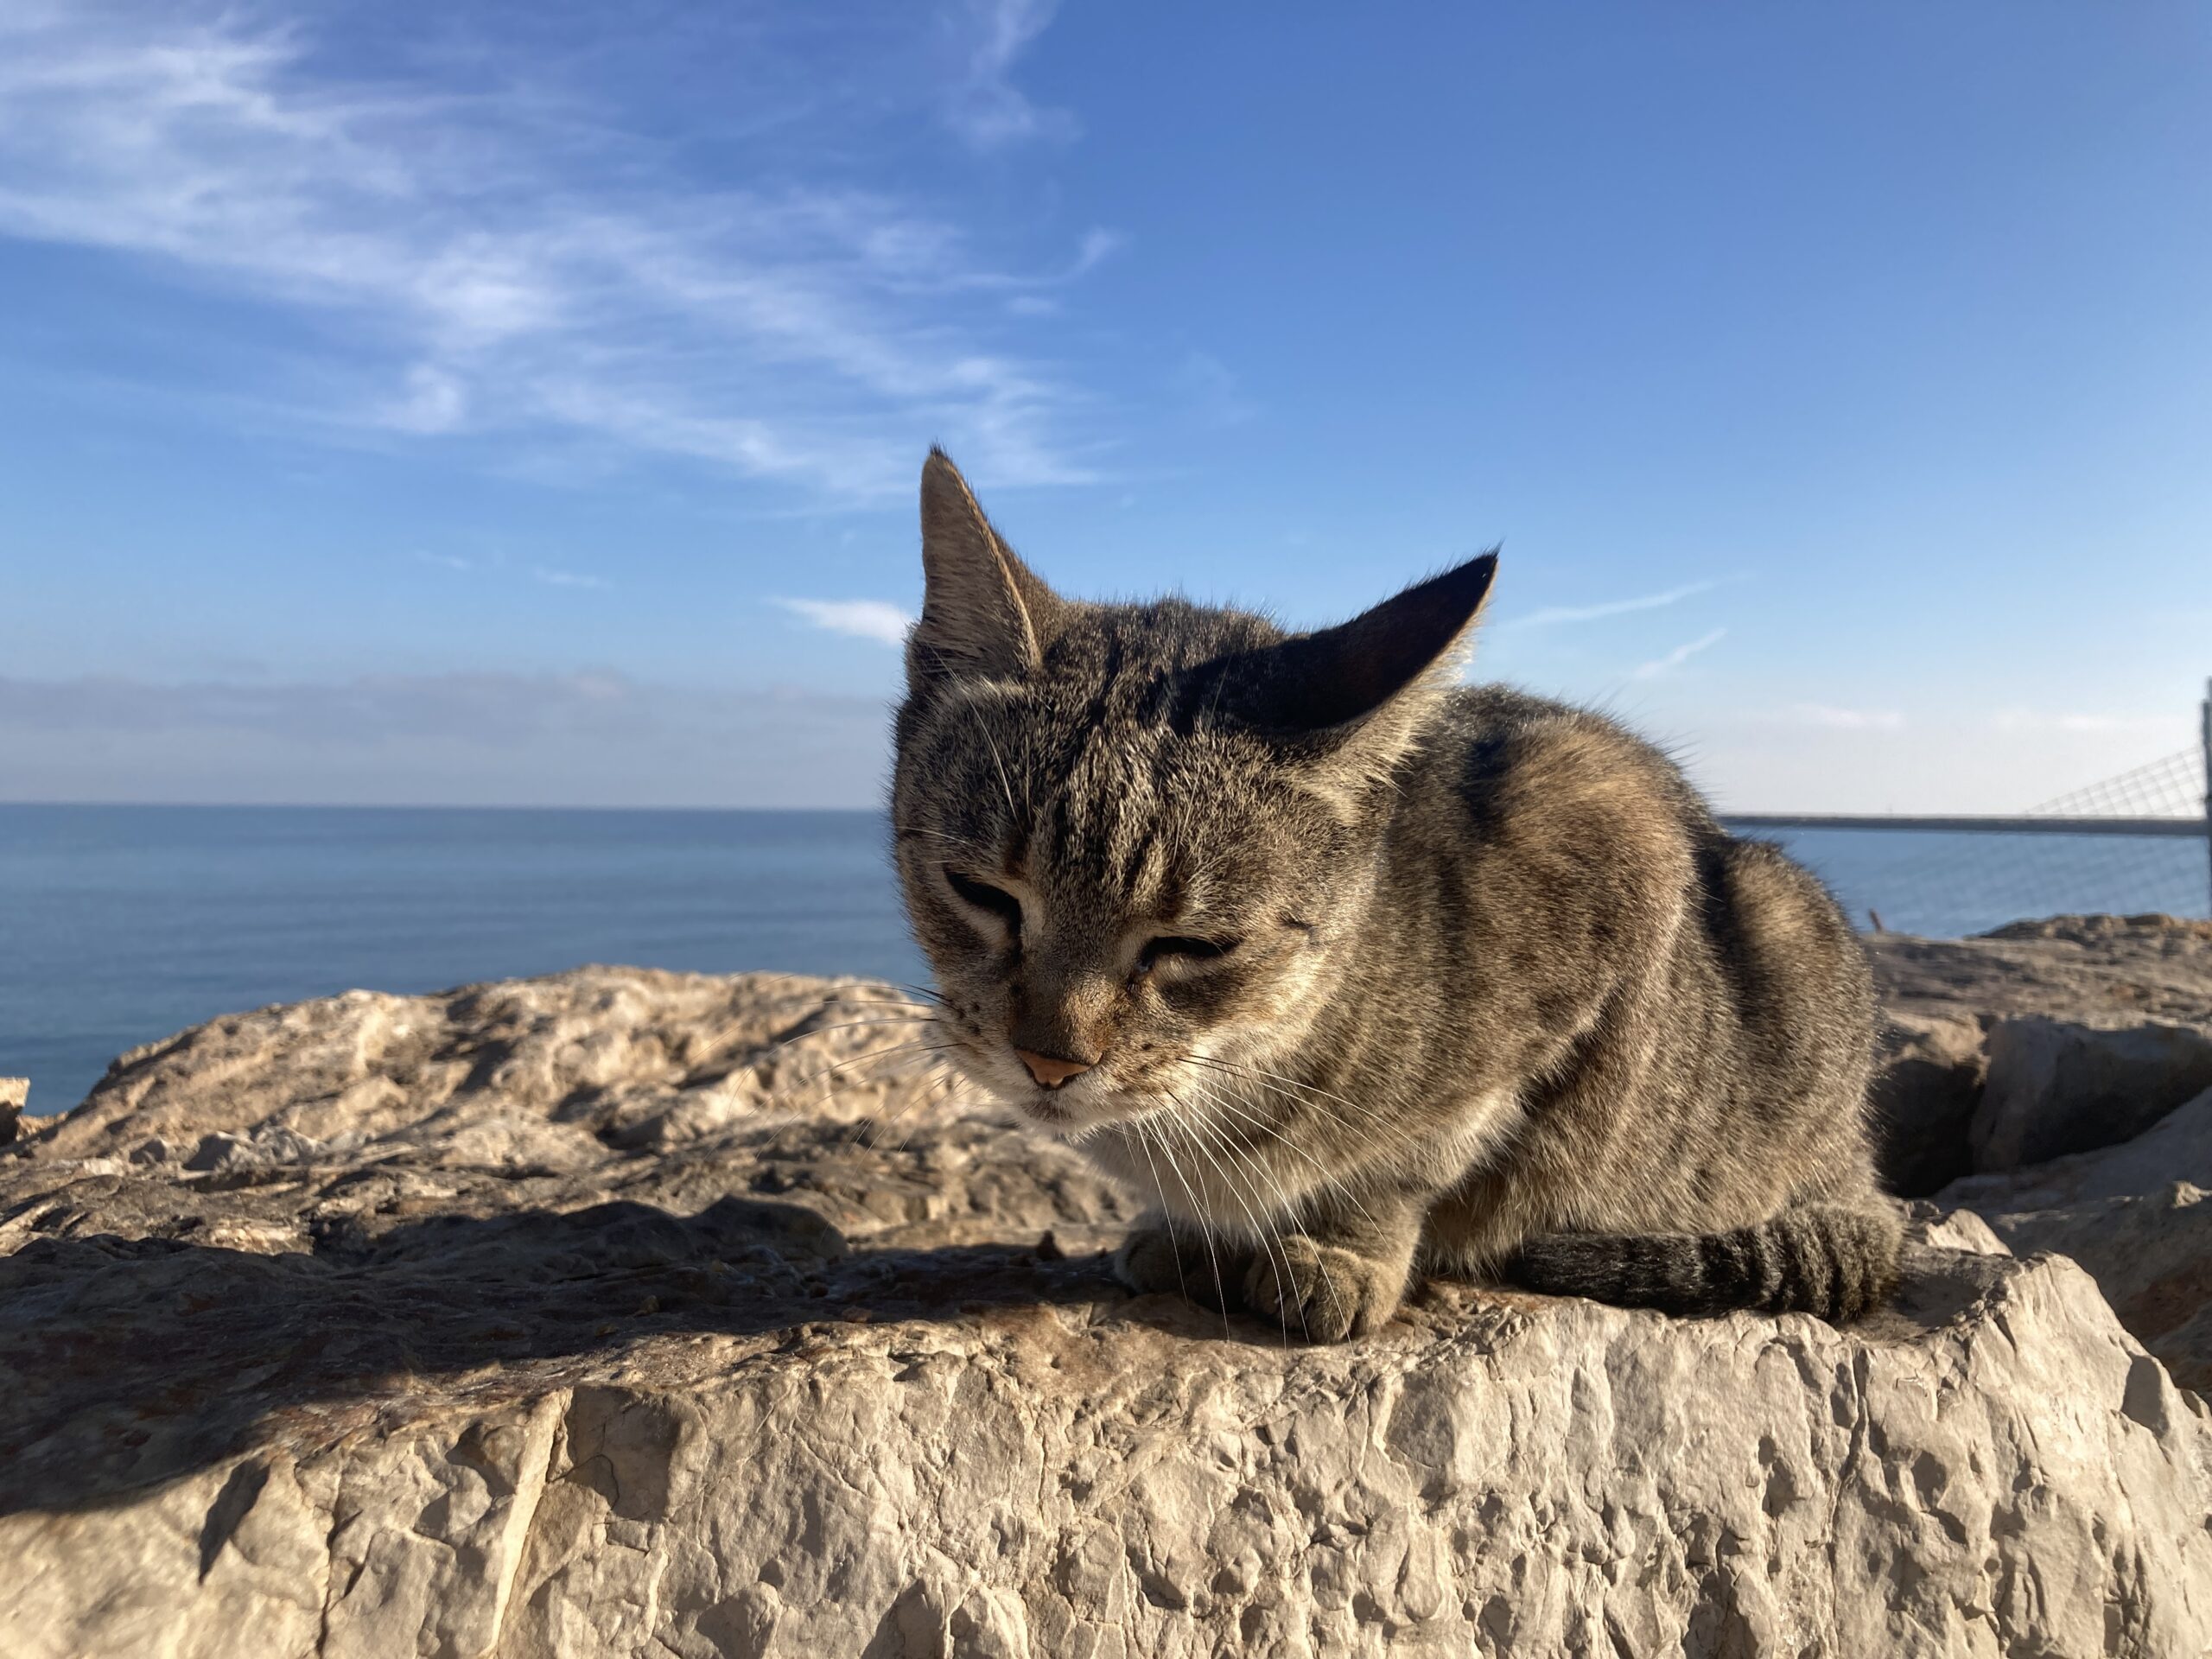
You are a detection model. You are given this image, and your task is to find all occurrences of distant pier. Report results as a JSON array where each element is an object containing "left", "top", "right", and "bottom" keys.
[{"left": 1721, "top": 814, "right": 2209, "bottom": 839}]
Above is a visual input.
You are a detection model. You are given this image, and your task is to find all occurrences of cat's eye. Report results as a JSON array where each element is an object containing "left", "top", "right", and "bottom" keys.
[
  {"left": 945, "top": 870, "right": 1022, "bottom": 933},
  {"left": 1138, "top": 934, "right": 1239, "bottom": 971}
]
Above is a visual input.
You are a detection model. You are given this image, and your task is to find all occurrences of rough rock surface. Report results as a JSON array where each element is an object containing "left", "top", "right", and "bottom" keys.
[
  {"left": 1863, "top": 915, "right": 2212, "bottom": 1196},
  {"left": 1969, "top": 1017, "right": 2212, "bottom": 1173},
  {"left": 1868, "top": 912, "right": 2212, "bottom": 1030},
  {"left": 1939, "top": 1084, "right": 2212, "bottom": 1397},
  {"left": 7, "top": 963, "right": 2212, "bottom": 1657}
]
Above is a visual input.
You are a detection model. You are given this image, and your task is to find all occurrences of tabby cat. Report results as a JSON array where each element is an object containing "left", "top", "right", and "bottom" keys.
[{"left": 893, "top": 450, "right": 1899, "bottom": 1341}]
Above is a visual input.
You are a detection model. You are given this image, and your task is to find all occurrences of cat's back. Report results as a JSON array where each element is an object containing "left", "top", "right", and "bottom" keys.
[
  {"left": 1414, "top": 682, "right": 1873, "bottom": 1047},
  {"left": 1417, "top": 683, "right": 1718, "bottom": 871}
]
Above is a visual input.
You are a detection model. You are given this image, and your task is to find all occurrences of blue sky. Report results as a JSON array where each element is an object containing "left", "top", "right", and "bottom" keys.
[{"left": 1, "top": 0, "right": 2207, "bottom": 810}]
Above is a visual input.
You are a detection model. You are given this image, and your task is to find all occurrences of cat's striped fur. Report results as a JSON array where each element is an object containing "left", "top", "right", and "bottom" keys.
[{"left": 893, "top": 450, "right": 1899, "bottom": 1339}]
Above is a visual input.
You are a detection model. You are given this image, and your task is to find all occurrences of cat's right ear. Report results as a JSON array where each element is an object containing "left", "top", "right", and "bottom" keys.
[
  {"left": 909, "top": 448, "right": 1061, "bottom": 684},
  {"left": 1208, "top": 551, "right": 1497, "bottom": 795},
  {"left": 1228, "top": 553, "right": 1498, "bottom": 737}
]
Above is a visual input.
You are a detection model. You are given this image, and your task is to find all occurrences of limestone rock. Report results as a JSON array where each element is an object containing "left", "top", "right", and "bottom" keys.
[
  {"left": 6, "top": 968, "right": 2212, "bottom": 1657},
  {"left": 1877, "top": 916, "right": 2212, "bottom": 1397},
  {"left": 1868, "top": 912, "right": 2212, "bottom": 1030},
  {"left": 1940, "top": 1084, "right": 2212, "bottom": 1395},
  {"left": 1970, "top": 1016, "right": 2212, "bottom": 1173},
  {"left": 1911, "top": 1205, "right": 2011, "bottom": 1257}
]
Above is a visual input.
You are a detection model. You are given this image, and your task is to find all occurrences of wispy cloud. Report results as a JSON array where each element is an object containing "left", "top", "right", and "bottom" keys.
[
  {"left": 942, "top": 0, "right": 1076, "bottom": 149},
  {"left": 1787, "top": 703, "right": 1906, "bottom": 731},
  {"left": 775, "top": 597, "right": 913, "bottom": 646},
  {"left": 1631, "top": 627, "right": 1727, "bottom": 679},
  {"left": 1174, "top": 351, "right": 1256, "bottom": 429},
  {"left": 1509, "top": 579, "right": 1720, "bottom": 629},
  {"left": 381, "top": 365, "right": 470, "bottom": 436},
  {"left": 0, "top": 2, "right": 1109, "bottom": 498},
  {"left": 1990, "top": 709, "right": 2177, "bottom": 734},
  {"left": 531, "top": 567, "right": 609, "bottom": 590}
]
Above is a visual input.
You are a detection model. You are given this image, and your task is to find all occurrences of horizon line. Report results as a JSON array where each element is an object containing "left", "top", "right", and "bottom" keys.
[{"left": 0, "top": 799, "right": 891, "bottom": 815}]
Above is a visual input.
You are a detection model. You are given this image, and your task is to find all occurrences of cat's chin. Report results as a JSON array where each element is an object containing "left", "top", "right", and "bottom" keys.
[
  {"left": 1012, "top": 1085, "right": 1153, "bottom": 1139},
  {"left": 1018, "top": 1096, "right": 1114, "bottom": 1136},
  {"left": 944, "top": 1053, "right": 1147, "bottom": 1135},
  {"left": 1019, "top": 1095, "right": 1073, "bottom": 1128}
]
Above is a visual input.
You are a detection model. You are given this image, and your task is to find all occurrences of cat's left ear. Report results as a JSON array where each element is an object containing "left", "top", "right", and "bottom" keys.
[
  {"left": 1237, "top": 551, "right": 1498, "bottom": 739},
  {"left": 908, "top": 448, "right": 1064, "bottom": 684}
]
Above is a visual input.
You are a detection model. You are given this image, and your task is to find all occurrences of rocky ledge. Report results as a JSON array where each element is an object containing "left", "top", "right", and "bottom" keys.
[{"left": 4, "top": 924, "right": 2212, "bottom": 1657}]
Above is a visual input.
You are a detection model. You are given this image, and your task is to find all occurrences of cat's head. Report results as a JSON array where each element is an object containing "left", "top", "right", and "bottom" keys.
[{"left": 892, "top": 449, "right": 1495, "bottom": 1134}]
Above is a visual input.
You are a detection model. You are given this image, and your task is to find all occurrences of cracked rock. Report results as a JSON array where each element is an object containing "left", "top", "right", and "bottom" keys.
[{"left": 3, "top": 960, "right": 2211, "bottom": 1656}]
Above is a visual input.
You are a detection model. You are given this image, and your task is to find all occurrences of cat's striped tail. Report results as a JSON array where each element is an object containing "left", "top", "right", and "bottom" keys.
[{"left": 1507, "top": 1203, "right": 1902, "bottom": 1324}]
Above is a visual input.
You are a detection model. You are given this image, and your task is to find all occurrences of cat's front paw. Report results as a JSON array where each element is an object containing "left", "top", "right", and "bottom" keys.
[
  {"left": 1243, "top": 1234, "right": 1406, "bottom": 1343},
  {"left": 1114, "top": 1221, "right": 1243, "bottom": 1312},
  {"left": 1114, "top": 1222, "right": 1187, "bottom": 1296}
]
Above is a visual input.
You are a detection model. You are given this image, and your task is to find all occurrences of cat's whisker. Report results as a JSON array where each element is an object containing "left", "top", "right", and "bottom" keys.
[
  {"left": 874, "top": 1065, "right": 1006, "bottom": 1148},
  {"left": 888, "top": 983, "right": 953, "bottom": 1011},
  {"left": 1181, "top": 1052, "right": 1398, "bottom": 1136},
  {"left": 1185, "top": 1065, "right": 1401, "bottom": 1174},
  {"left": 1154, "top": 1099, "right": 1276, "bottom": 1324},
  {"left": 1140, "top": 1116, "right": 1233, "bottom": 1339},
  {"left": 892, "top": 823, "right": 976, "bottom": 849},
  {"left": 809, "top": 1052, "right": 955, "bottom": 1119},
  {"left": 762, "top": 1015, "right": 937, "bottom": 1055},
  {"left": 1182, "top": 1090, "right": 1319, "bottom": 1342},
  {"left": 842, "top": 1068, "right": 961, "bottom": 1149},
  {"left": 1178, "top": 1072, "right": 1314, "bottom": 1178},
  {"left": 767, "top": 1039, "right": 960, "bottom": 1113},
  {"left": 1174, "top": 1065, "right": 1395, "bottom": 1237},
  {"left": 855, "top": 1070, "right": 990, "bottom": 1154},
  {"left": 1124, "top": 1117, "right": 1190, "bottom": 1306},
  {"left": 811, "top": 995, "right": 942, "bottom": 1015},
  {"left": 1178, "top": 1072, "right": 1385, "bottom": 1237},
  {"left": 1176, "top": 1076, "right": 1298, "bottom": 1192},
  {"left": 1178, "top": 1053, "right": 1365, "bottom": 1137},
  {"left": 1194, "top": 1052, "right": 1380, "bottom": 1132},
  {"left": 1165, "top": 1095, "right": 1300, "bottom": 1346}
]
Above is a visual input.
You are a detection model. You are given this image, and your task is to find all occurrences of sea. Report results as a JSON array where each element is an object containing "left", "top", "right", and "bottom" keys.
[{"left": 3, "top": 804, "right": 2207, "bottom": 1116}]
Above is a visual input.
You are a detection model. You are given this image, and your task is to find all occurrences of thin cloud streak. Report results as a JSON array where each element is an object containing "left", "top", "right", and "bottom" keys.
[
  {"left": 1175, "top": 350, "right": 1257, "bottom": 429},
  {"left": 943, "top": 0, "right": 1077, "bottom": 149},
  {"left": 775, "top": 597, "right": 913, "bottom": 646},
  {"left": 1787, "top": 703, "right": 1906, "bottom": 731},
  {"left": 1991, "top": 709, "right": 2179, "bottom": 735},
  {"left": 0, "top": 3, "right": 1109, "bottom": 499},
  {"left": 1631, "top": 627, "right": 1727, "bottom": 680},
  {"left": 1508, "top": 579, "right": 1720, "bottom": 629}
]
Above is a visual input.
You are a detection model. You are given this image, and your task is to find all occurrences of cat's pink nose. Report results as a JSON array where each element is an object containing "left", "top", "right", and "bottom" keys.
[{"left": 1015, "top": 1048, "right": 1093, "bottom": 1089}]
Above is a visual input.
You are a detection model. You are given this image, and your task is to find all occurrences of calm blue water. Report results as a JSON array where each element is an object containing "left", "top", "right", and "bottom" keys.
[
  {"left": 2, "top": 805, "right": 2204, "bottom": 1116},
  {"left": 1753, "top": 825, "right": 2209, "bottom": 944},
  {"left": 0, "top": 806, "right": 926, "bottom": 1116}
]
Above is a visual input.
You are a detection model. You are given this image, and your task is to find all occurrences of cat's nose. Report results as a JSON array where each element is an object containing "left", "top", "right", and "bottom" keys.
[{"left": 1014, "top": 1048, "right": 1093, "bottom": 1089}]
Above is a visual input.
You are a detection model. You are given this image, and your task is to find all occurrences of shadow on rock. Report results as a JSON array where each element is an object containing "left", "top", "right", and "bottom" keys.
[{"left": 0, "top": 1194, "right": 1139, "bottom": 1516}]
